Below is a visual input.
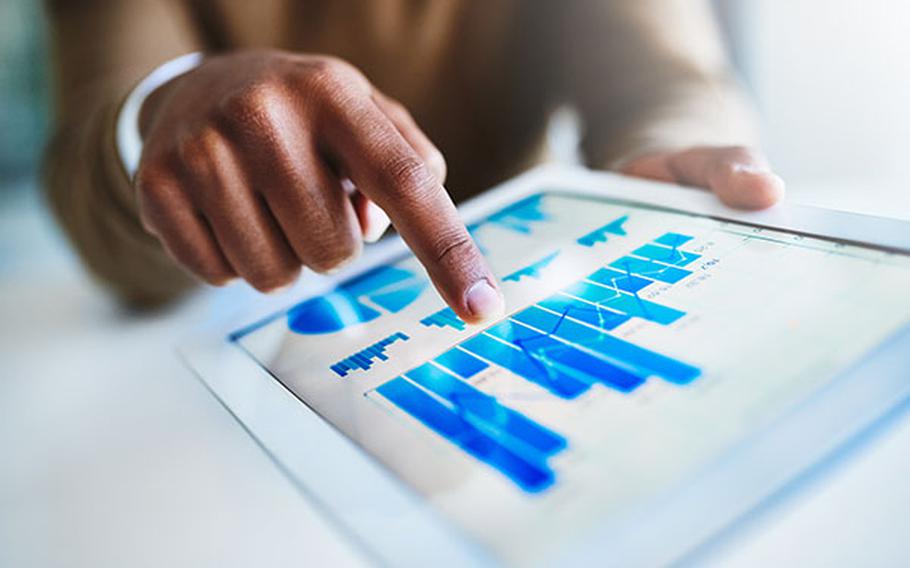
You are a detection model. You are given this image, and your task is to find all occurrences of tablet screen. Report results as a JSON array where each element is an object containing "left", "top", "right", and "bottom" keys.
[{"left": 229, "top": 192, "right": 910, "bottom": 564}]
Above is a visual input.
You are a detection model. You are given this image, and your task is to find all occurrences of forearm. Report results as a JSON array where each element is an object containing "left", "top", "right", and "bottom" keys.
[
  {"left": 43, "top": 89, "right": 196, "bottom": 306},
  {"left": 42, "top": 0, "right": 203, "bottom": 306}
]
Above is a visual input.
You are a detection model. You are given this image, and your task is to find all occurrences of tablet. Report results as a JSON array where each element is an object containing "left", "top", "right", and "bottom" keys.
[{"left": 181, "top": 166, "right": 910, "bottom": 567}]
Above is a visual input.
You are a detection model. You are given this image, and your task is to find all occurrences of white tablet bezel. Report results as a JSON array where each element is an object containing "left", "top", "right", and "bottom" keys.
[{"left": 179, "top": 165, "right": 910, "bottom": 567}]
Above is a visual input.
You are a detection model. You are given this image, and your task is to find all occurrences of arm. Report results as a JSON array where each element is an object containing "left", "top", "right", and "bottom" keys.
[
  {"left": 43, "top": 0, "right": 203, "bottom": 306},
  {"left": 42, "top": 3, "right": 503, "bottom": 321},
  {"left": 565, "top": 0, "right": 784, "bottom": 209}
]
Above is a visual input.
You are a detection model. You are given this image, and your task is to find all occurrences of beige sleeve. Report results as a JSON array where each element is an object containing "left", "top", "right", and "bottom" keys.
[
  {"left": 563, "top": 0, "right": 760, "bottom": 169},
  {"left": 42, "top": 1, "right": 203, "bottom": 307}
]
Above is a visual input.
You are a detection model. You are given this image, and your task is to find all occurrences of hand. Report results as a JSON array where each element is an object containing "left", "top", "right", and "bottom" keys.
[
  {"left": 135, "top": 49, "right": 503, "bottom": 323},
  {"left": 620, "top": 146, "right": 785, "bottom": 209}
]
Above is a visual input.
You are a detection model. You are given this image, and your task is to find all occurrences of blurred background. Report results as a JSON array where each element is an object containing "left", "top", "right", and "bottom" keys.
[{"left": 3, "top": 0, "right": 909, "bottom": 217}]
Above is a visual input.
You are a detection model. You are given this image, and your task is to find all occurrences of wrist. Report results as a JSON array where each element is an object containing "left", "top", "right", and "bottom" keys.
[{"left": 115, "top": 52, "right": 204, "bottom": 180}]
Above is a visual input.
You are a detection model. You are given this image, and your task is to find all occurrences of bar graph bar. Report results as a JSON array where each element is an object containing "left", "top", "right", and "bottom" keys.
[
  {"left": 376, "top": 377, "right": 557, "bottom": 492},
  {"left": 420, "top": 307, "right": 466, "bottom": 331},
  {"left": 576, "top": 215, "right": 629, "bottom": 247},
  {"left": 404, "top": 363, "right": 566, "bottom": 456},
  {"left": 503, "top": 250, "right": 560, "bottom": 282},
  {"left": 434, "top": 347, "right": 489, "bottom": 378},
  {"left": 330, "top": 331, "right": 410, "bottom": 377},
  {"left": 632, "top": 244, "right": 701, "bottom": 267},
  {"left": 655, "top": 232, "right": 694, "bottom": 247},
  {"left": 587, "top": 267, "right": 653, "bottom": 294},
  {"left": 609, "top": 256, "right": 692, "bottom": 284},
  {"left": 461, "top": 332, "right": 590, "bottom": 399},
  {"left": 537, "top": 295, "right": 630, "bottom": 331}
]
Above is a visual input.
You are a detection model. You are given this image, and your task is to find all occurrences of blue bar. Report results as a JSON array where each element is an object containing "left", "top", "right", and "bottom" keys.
[
  {"left": 536, "top": 295, "right": 630, "bottom": 331},
  {"left": 330, "top": 331, "right": 410, "bottom": 377},
  {"left": 586, "top": 267, "right": 653, "bottom": 294},
  {"left": 503, "top": 251, "right": 560, "bottom": 282},
  {"left": 420, "top": 307, "right": 466, "bottom": 331},
  {"left": 487, "top": 194, "right": 550, "bottom": 235},
  {"left": 655, "top": 232, "right": 693, "bottom": 247},
  {"left": 376, "top": 378, "right": 555, "bottom": 492},
  {"left": 632, "top": 244, "right": 700, "bottom": 267},
  {"left": 609, "top": 256, "right": 692, "bottom": 284},
  {"left": 576, "top": 216, "right": 629, "bottom": 247},
  {"left": 562, "top": 280, "right": 621, "bottom": 304},
  {"left": 404, "top": 363, "right": 566, "bottom": 455},
  {"left": 460, "top": 333, "right": 590, "bottom": 399},
  {"left": 513, "top": 305, "right": 609, "bottom": 345},
  {"left": 435, "top": 347, "right": 489, "bottom": 378},
  {"left": 598, "top": 294, "right": 686, "bottom": 326},
  {"left": 529, "top": 315, "right": 700, "bottom": 385},
  {"left": 486, "top": 319, "right": 644, "bottom": 392}
]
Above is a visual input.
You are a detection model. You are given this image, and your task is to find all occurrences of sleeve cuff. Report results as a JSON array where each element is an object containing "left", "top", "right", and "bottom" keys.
[{"left": 115, "top": 52, "right": 204, "bottom": 180}]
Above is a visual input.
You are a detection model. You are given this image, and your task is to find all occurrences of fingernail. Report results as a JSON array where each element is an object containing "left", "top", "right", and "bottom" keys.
[
  {"left": 363, "top": 202, "right": 391, "bottom": 243},
  {"left": 465, "top": 280, "right": 504, "bottom": 322}
]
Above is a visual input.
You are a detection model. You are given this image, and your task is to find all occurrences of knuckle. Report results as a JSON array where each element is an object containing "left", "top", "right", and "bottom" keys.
[
  {"left": 381, "top": 153, "right": 437, "bottom": 198},
  {"left": 216, "top": 79, "right": 285, "bottom": 133},
  {"left": 430, "top": 230, "right": 474, "bottom": 266},
  {"left": 247, "top": 264, "right": 300, "bottom": 293},
  {"left": 308, "top": 237, "right": 361, "bottom": 273}
]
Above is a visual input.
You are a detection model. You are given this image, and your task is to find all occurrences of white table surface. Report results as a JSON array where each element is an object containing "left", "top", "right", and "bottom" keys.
[{"left": 1, "top": 177, "right": 909, "bottom": 568}]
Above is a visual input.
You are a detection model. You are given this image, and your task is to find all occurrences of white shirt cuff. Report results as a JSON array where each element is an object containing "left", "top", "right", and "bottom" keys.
[{"left": 115, "top": 52, "right": 204, "bottom": 180}]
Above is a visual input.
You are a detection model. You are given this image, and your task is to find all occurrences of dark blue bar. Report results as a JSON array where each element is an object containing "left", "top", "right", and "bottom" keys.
[
  {"left": 377, "top": 377, "right": 555, "bottom": 492},
  {"left": 586, "top": 267, "right": 653, "bottom": 294},
  {"left": 487, "top": 319, "right": 644, "bottom": 392},
  {"left": 632, "top": 244, "right": 700, "bottom": 267},
  {"left": 654, "top": 232, "right": 693, "bottom": 247},
  {"left": 404, "top": 363, "right": 566, "bottom": 455},
  {"left": 434, "top": 347, "right": 489, "bottom": 378},
  {"left": 536, "top": 295, "right": 630, "bottom": 331},
  {"left": 609, "top": 256, "right": 691, "bottom": 284},
  {"left": 460, "top": 333, "right": 590, "bottom": 399},
  {"left": 330, "top": 331, "right": 410, "bottom": 377},
  {"left": 598, "top": 293, "right": 685, "bottom": 325}
]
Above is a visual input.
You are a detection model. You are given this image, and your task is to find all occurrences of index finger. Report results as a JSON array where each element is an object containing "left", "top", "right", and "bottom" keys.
[{"left": 322, "top": 96, "right": 504, "bottom": 324}]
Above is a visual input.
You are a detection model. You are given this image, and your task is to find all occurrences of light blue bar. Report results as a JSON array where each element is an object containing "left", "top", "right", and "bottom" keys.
[
  {"left": 609, "top": 256, "right": 692, "bottom": 284},
  {"left": 536, "top": 295, "right": 630, "bottom": 331},
  {"left": 598, "top": 293, "right": 686, "bottom": 325},
  {"left": 632, "top": 244, "right": 700, "bottom": 267},
  {"left": 655, "top": 232, "right": 693, "bottom": 247},
  {"left": 562, "top": 280, "right": 621, "bottom": 304},
  {"left": 587, "top": 267, "right": 653, "bottom": 294}
]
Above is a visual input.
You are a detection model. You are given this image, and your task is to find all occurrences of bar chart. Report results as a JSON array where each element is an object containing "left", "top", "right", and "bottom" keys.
[{"left": 376, "top": 231, "right": 703, "bottom": 491}]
